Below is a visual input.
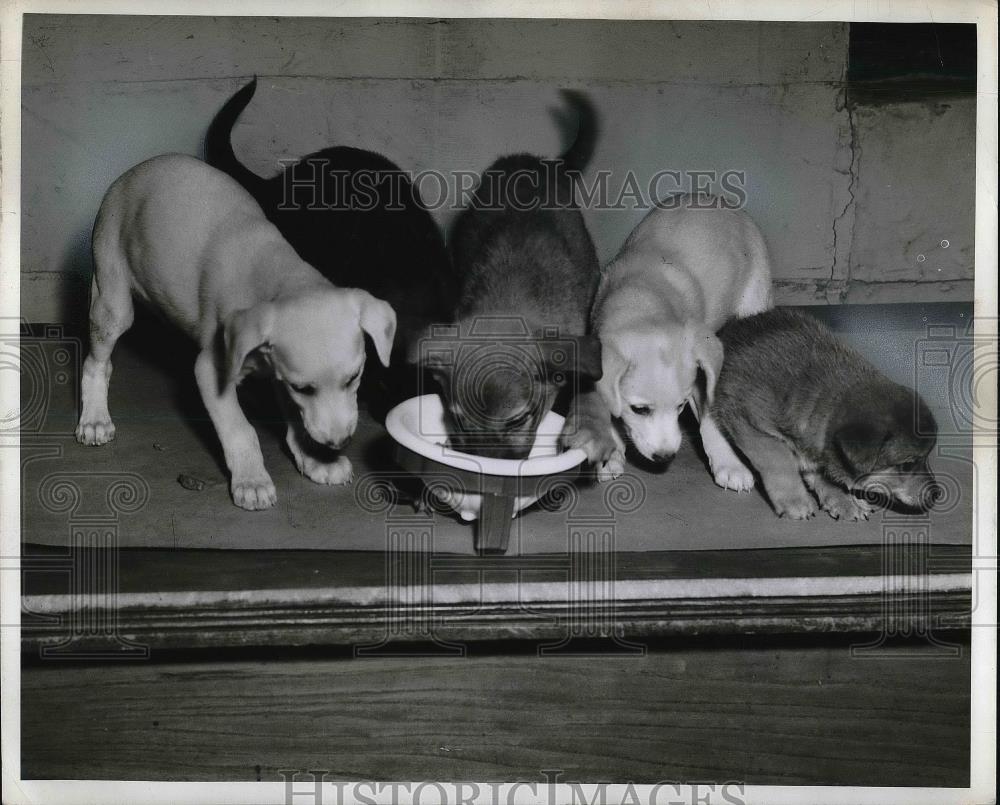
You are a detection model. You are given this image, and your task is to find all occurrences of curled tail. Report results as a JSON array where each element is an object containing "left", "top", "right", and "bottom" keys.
[
  {"left": 558, "top": 89, "right": 599, "bottom": 173},
  {"left": 205, "top": 76, "right": 266, "bottom": 197}
]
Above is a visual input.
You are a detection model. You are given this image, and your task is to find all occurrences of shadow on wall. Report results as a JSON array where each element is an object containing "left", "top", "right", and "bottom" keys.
[{"left": 56, "top": 222, "right": 92, "bottom": 328}]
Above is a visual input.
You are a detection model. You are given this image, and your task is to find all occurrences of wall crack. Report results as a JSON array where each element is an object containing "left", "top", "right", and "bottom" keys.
[{"left": 827, "top": 84, "right": 860, "bottom": 302}]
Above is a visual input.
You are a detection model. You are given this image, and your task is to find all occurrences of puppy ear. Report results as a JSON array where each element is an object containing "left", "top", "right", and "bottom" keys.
[
  {"left": 223, "top": 303, "right": 275, "bottom": 386},
  {"left": 405, "top": 323, "right": 432, "bottom": 366},
  {"left": 427, "top": 366, "right": 454, "bottom": 398},
  {"left": 834, "top": 420, "right": 887, "bottom": 476},
  {"left": 690, "top": 326, "right": 724, "bottom": 406},
  {"left": 596, "top": 341, "right": 628, "bottom": 417},
  {"left": 353, "top": 291, "right": 397, "bottom": 368},
  {"left": 415, "top": 337, "right": 456, "bottom": 368}
]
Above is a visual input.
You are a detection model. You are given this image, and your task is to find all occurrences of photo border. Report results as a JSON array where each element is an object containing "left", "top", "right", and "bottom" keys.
[{"left": 1, "top": 2, "right": 996, "bottom": 804}]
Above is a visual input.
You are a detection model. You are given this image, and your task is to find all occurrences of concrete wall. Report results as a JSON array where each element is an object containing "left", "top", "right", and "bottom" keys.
[{"left": 19, "top": 15, "right": 976, "bottom": 322}]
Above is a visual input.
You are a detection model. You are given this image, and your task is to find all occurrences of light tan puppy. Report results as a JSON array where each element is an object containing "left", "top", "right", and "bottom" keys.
[
  {"left": 76, "top": 154, "right": 396, "bottom": 510},
  {"left": 592, "top": 194, "right": 772, "bottom": 488}
]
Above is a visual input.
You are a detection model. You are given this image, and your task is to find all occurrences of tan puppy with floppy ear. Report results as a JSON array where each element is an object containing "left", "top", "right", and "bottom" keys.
[
  {"left": 592, "top": 194, "right": 772, "bottom": 488},
  {"left": 76, "top": 154, "right": 396, "bottom": 511}
]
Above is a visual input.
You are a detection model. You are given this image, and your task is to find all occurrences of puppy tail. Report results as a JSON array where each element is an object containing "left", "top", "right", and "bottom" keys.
[
  {"left": 205, "top": 76, "right": 267, "bottom": 199},
  {"left": 557, "top": 89, "right": 599, "bottom": 173}
]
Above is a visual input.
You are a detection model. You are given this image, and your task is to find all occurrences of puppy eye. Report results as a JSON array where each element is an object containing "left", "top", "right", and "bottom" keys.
[
  {"left": 630, "top": 404, "right": 652, "bottom": 416},
  {"left": 290, "top": 383, "right": 316, "bottom": 396},
  {"left": 898, "top": 460, "right": 919, "bottom": 472},
  {"left": 343, "top": 370, "right": 361, "bottom": 389}
]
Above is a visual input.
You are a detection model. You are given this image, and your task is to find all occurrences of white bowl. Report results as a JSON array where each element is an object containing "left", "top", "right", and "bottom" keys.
[{"left": 385, "top": 394, "right": 587, "bottom": 523}]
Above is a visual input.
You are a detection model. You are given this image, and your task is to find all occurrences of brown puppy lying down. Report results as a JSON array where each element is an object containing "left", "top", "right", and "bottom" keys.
[{"left": 711, "top": 308, "right": 941, "bottom": 520}]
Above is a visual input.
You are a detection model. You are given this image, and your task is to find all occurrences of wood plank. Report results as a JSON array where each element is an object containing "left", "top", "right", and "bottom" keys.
[
  {"left": 20, "top": 592, "right": 974, "bottom": 652},
  {"left": 20, "top": 544, "right": 972, "bottom": 652},
  {"left": 19, "top": 543, "right": 976, "bottom": 594},
  {"left": 20, "top": 635, "right": 971, "bottom": 785}
]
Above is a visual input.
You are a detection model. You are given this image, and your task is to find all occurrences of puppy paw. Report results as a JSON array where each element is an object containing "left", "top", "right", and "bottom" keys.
[
  {"left": 561, "top": 422, "right": 619, "bottom": 466},
  {"left": 772, "top": 492, "right": 818, "bottom": 520},
  {"left": 822, "top": 493, "right": 874, "bottom": 522},
  {"left": 75, "top": 417, "right": 116, "bottom": 446},
  {"left": 596, "top": 449, "right": 626, "bottom": 483},
  {"left": 231, "top": 474, "right": 277, "bottom": 511},
  {"left": 711, "top": 459, "right": 755, "bottom": 493},
  {"left": 299, "top": 454, "right": 353, "bottom": 486}
]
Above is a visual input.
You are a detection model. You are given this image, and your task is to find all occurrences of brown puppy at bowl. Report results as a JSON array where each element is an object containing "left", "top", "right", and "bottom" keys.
[
  {"left": 419, "top": 91, "right": 609, "bottom": 465},
  {"left": 711, "top": 308, "right": 940, "bottom": 520}
]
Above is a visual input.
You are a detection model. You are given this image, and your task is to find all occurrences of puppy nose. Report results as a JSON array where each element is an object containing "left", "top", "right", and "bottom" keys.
[
  {"left": 650, "top": 451, "right": 673, "bottom": 463},
  {"left": 921, "top": 481, "right": 944, "bottom": 510},
  {"left": 326, "top": 435, "right": 351, "bottom": 450}
]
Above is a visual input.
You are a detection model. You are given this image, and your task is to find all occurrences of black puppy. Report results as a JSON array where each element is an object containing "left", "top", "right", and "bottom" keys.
[
  {"left": 711, "top": 308, "right": 941, "bottom": 520},
  {"left": 205, "top": 78, "right": 454, "bottom": 401},
  {"left": 422, "top": 91, "right": 613, "bottom": 463}
]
